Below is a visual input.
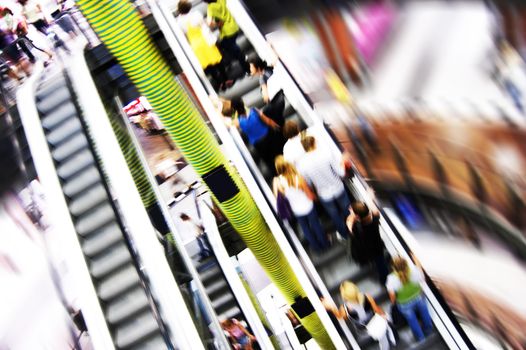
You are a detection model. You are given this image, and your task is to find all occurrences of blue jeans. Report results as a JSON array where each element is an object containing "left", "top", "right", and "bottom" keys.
[
  {"left": 197, "top": 234, "right": 212, "bottom": 258},
  {"left": 297, "top": 207, "right": 328, "bottom": 252},
  {"left": 321, "top": 191, "right": 351, "bottom": 237},
  {"left": 398, "top": 295, "right": 433, "bottom": 341}
]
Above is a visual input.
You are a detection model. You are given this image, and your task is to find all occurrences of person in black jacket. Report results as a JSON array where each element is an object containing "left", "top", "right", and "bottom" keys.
[{"left": 347, "top": 199, "right": 389, "bottom": 284}]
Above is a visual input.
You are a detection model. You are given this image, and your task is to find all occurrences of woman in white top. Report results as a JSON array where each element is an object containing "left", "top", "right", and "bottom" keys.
[{"left": 273, "top": 156, "right": 328, "bottom": 252}]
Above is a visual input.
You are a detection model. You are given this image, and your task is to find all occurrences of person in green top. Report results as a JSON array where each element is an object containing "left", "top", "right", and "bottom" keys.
[
  {"left": 386, "top": 256, "right": 433, "bottom": 341},
  {"left": 204, "top": 0, "right": 249, "bottom": 74}
]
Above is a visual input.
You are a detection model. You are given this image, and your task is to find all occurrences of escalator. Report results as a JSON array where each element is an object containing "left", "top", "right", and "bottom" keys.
[
  {"left": 26, "top": 70, "right": 169, "bottom": 349},
  {"left": 149, "top": 0, "right": 476, "bottom": 348}
]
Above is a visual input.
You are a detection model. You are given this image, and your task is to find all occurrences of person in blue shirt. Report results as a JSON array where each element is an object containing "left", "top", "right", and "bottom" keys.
[{"left": 229, "top": 98, "right": 283, "bottom": 175}]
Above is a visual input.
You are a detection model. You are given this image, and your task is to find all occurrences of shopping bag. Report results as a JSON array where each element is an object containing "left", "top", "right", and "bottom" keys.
[
  {"left": 366, "top": 313, "right": 388, "bottom": 341},
  {"left": 276, "top": 192, "right": 293, "bottom": 221}
]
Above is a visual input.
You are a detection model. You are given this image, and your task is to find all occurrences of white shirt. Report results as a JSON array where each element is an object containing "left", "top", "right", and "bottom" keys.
[
  {"left": 385, "top": 265, "right": 424, "bottom": 293},
  {"left": 297, "top": 148, "right": 345, "bottom": 201},
  {"left": 276, "top": 176, "right": 313, "bottom": 217},
  {"left": 282, "top": 135, "right": 305, "bottom": 166}
]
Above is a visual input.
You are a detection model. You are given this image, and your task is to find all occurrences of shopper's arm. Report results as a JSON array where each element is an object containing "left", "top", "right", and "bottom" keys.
[{"left": 258, "top": 110, "right": 279, "bottom": 130}]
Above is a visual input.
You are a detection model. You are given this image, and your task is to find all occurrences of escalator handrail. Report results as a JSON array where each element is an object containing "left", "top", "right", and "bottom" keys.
[
  {"left": 351, "top": 175, "right": 475, "bottom": 350},
  {"left": 61, "top": 67, "right": 176, "bottom": 349},
  {"left": 146, "top": 1, "right": 349, "bottom": 348},
  {"left": 198, "top": 195, "right": 276, "bottom": 350},
  {"left": 224, "top": 2, "right": 478, "bottom": 347},
  {"left": 67, "top": 49, "right": 205, "bottom": 350},
  {"left": 113, "top": 95, "right": 232, "bottom": 350},
  {"left": 228, "top": 127, "right": 361, "bottom": 349},
  {"left": 16, "top": 63, "right": 116, "bottom": 350}
]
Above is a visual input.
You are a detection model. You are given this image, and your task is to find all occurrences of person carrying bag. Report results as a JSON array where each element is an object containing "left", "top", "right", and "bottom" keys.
[{"left": 323, "top": 281, "right": 395, "bottom": 349}]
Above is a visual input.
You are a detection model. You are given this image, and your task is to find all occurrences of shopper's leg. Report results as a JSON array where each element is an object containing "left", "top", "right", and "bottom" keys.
[
  {"left": 399, "top": 301, "right": 424, "bottom": 341},
  {"left": 416, "top": 296, "right": 434, "bottom": 335},
  {"left": 17, "top": 39, "right": 36, "bottom": 63},
  {"left": 219, "top": 33, "right": 249, "bottom": 73},
  {"left": 374, "top": 254, "right": 389, "bottom": 284},
  {"left": 322, "top": 198, "right": 350, "bottom": 237},
  {"left": 307, "top": 208, "right": 329, "bottom": 249},
  {"left": 196, "top": 235, "right": 209, "bottom": 258},
  {"left": 297, "top": 215, "right": 322, "bottom": 251}
]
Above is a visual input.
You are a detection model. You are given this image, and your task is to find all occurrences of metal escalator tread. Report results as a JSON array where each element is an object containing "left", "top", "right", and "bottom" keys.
[
  {"left": 204, "top": 278, "right": 229, "bottom": 299},
  {"left": 38, "top": 86, "right": 72, "bottom": 116},
  {"left": 221, "top": 305, "right": 242, "bottom": 321},
  {"left": 106, "top": 287, "right": 150, "bottom": 325},
  {"left": 240, "top": 87, "right": 264, "bottom": 109},
  {"left": 46, "top": 117, "right": 82, "bottom": 146},
  {"left": 128, "top": 334, "right": 167, "bottom": 350},
  {"left": 52, "top": 133, "right": 88, "bottom": 163},
  {"left": 57, "top": 149, "right": 94, "bottom": 180},
  {"left": 98, "top": 264, "right": 141, "bottom": 301},
  {"left": 75, "top": 203, "right": 115, "bottom": 235},
  {"left": 212, "top": 292, "right": 237, "bottom": 315},
  {"left": 35, "top": 73, "right": 166, "bottom": 350},
  {"left": 115, "top": 311, "right": 162, "bottom": 349},
  {"left": 62, "top": 167, "right": 101, "bottom": 198},
  {"left": 41, "top": 102, "right": 77, "bottom": 130},
  {"left": 82, "top": 223, "right": 123, "bottom": 257},
  {"left": 219, "top": 75, "right": 259, "bottom": 100},
  {"left": 90, "top": 243, "right": 132, "bottom": 279},
  {"left": 69, "top": 184, "right": 108, "bottom": 216},
  {"left": 198, "top": 264, "right": 221, "bottom": 285},
  {"left": 36, "top": 78, "right": 67, "bottom": 101}
]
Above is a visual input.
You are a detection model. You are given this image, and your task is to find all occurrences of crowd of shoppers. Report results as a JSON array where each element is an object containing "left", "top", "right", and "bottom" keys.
[{"left": 0, "top": 0, "right": 76, "bottom": 83}]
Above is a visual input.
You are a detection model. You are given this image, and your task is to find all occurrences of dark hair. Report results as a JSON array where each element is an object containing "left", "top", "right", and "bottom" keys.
[
  {"left": 301, "top": 135, "right": 316, "bottom": 152},
  {"left": 1, "top": 7, "right": 13, "bottom": 15},
  {"left": 283, "top": 120, "right": 300, "bottom": 139},
  {"left": 351, "top": 201, "right": 370, "bottom": 219},
  {"left": 177, "top": 0, "right": 192, "bottom": 14},
  {"left": 248, "top": 57, "right": 268, "bottom": 71},
  {"left": 179, "top": 213, "right": 190, "bottom": 221},
  {"left": 230, "top": 98, "right": 246, "bottom": 117}
]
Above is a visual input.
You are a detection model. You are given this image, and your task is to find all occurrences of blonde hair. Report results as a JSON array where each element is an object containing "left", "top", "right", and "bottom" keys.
[
  {"left": 340, "top": 281, "right": 364, "bottom": 305},
  {"left": 392, "top": 256, "right": 410, "bottom": 284},
  {"left": 275, "top": 155, "right": 299, "bottom": 188}
]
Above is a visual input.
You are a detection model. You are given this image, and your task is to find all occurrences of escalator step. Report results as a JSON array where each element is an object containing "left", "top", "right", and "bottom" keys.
[
  {"left": 205, "top": 278, "right": 229, "bottom": 300},
  {"left": 69, "top": 184, "right": 108, "bottom": 217},
  {"left": 98, "top": 264, "right": 141, "bottom": 302},
  {"left": 37, "top": 86, "right": 72, "bottom": 115},
  {"left": 221, "top": 306, "right": 242, "bottom": 321},
  {"left": 52, "top": 133, "right": 88, "bottom": 163},
  {"left": 90, "top": 242, "right": 132, "bottom": 279},
  {"left": 62, "top": 167, "right": 101, "bottom": 199},
  {"left": 115, "top": 310, "right": 161, "bottom": 349},
  {"left": 220, "top": 75, "right": 260, "bottom": 100},
  {"left": 75, "top": 203, "right": 115, "bottom": 236},
  {"left": 128, "top": 333, "right": 166, "bottom": 350},
  {"left": 82, "top": 223, "right": 123, "bottom": 257},
  {"left": 236, "top": 34, "right": 251, "bottom": 53},
  {"left": 106, "top": 287, "right": 150, "bottom": 326},
  {"left": 36, "top": 77, "right": 67, "bottom": 101},
  {"left": 241, "top": 87, "right": 264, "bottom": 109},
  {"left": 46, "top": 117, "right": 82, "bottom": 147},
  {"left": 212, "top": 292, "right": 237, "bottom": 315},
  {"left": 198, "top": 264, "right": 222, "bottom": 285},
  {"left": 40, "top": 102, "right": 76, "bottom": 130},
  {"left": 57, "top": 149, "right": 94, "bottom": 180}
]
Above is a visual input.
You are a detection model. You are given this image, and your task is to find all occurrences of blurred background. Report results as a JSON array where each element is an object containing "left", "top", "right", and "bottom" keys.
[{"left": 1, "top": 0, "right": 526, "bottom": 349}]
